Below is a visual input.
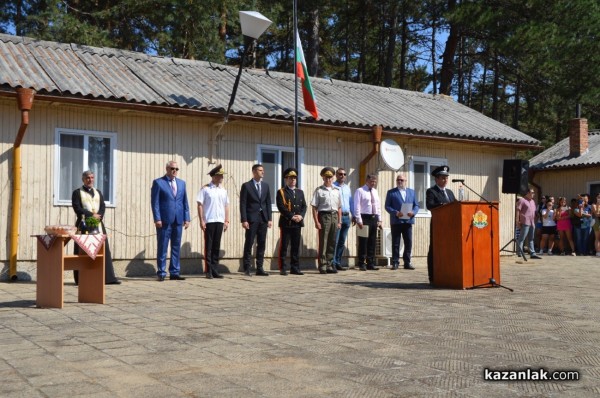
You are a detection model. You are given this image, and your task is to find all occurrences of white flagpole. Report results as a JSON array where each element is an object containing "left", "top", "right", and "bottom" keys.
[{"left": 293, "top": 0, "right": 300, "bottom": 185}]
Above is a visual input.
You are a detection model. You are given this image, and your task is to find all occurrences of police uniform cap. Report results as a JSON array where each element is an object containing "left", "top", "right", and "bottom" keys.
[
  {"left": 283, "top": 168, "right": 298, "bottom": 178},
  {"left": 431, "top": 165, "right": 450, "bottom": 177},
  {"left": 208, "top": 164, "right": 226, "bottom": 176},
  {"left": 320, "top": 167, "right": 335, "bottom": 177}
]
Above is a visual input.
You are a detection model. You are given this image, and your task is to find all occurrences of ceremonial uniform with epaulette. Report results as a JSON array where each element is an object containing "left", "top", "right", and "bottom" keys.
[{"left": 276, "top": 168, "right": 307, "bottom": 275}]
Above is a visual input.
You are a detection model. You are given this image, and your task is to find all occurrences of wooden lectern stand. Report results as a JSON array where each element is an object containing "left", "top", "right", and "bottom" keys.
[
  {"left": 430, "top": 201, "right": 500, "bottom": 289},
  {"left": 35, "top": 235, "right": 105, "bottom": 308}
]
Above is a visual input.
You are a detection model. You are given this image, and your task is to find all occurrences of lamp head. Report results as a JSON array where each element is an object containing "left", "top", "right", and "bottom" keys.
[{"left": 239, "top": 11, "right": 272, "bottom": 40}]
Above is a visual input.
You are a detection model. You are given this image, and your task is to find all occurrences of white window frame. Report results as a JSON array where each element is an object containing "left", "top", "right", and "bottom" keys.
[
  {"left": 54, "top": 128, "right": 118, "bottom": 207},
  {"left": 257, "top": 144, "right": 304, "bottom": 212},
  {"left": 409, "top": 155, "right": 447, "bottom": 217},
  {"left": 588, "top": 181, "right": 600, "bottom": 199}
]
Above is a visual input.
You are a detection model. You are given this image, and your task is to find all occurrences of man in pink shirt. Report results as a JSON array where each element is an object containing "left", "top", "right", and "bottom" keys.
[
  {"left": 354, "top": 174, "right": 382, "bottom": 271},
  {"left": 516, "top": 188, "right": 542, "bottom": 260}
]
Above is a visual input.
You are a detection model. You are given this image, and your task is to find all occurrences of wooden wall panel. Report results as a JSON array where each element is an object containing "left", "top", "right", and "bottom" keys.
[{"left": 0, "top": 97, "right": 521, "bottom": 272}]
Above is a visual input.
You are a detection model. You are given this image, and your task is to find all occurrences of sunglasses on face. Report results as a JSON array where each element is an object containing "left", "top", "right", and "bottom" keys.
[
  {"left": 337, "top": 173, "right": 346, "bottom": 176},
  {"left": 169, "top": 167, "right": 179, "bottom": 171}
]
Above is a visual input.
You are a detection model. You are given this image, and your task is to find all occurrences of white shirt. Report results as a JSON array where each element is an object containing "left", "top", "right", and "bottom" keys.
[
  {"left": 354, "top": 185, "right": 381, "bottom": 223},
  {"left": 196, "top": 182, "right": 229, "bottom": 223}
]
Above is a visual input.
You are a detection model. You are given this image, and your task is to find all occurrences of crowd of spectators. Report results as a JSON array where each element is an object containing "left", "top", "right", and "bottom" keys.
[{"left": 532, "top": 192, "right": 600, "bottom": 256}]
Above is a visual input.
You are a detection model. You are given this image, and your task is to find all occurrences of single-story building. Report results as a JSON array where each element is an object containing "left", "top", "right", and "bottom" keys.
[
  {"left": 0, "top": 33, "right": 539, "bottom": 280},
  {"left": 530, "top": 118, "right": 600, "bottom": 200}
]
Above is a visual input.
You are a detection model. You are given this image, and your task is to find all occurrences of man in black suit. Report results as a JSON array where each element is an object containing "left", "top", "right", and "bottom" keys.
[
  {"left": 276, "top": 168, "right": 307, "bottom": 275},
  {"left": 240, "top": 164, "right": 273, "bottom": 276},
  {"left": 426, "top": 165, "right": 456, "bottom": 284}
]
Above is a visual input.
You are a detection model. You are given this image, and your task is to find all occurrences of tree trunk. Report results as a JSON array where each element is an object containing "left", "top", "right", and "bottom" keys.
[
  {"left": 438, "top": 0, "right": 458, "bottom": 95},
  {"left": 430, "top": 17, "right": 437, "bottom": 95},
  {"left": 491, "top": 52, "right": 500, "bottom": 120},
  {"left": 384, "top": 2, "right": 399, "bottom": 87},
  {"left": 307, "top": 8, "right": 320, "bottom": 76}
]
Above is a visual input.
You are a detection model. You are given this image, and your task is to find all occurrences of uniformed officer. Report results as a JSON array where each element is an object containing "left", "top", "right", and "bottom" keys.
[
  {"left": 197, "top": 164, "right": 230, "bottom": 279},
  {"left": 311, "top": 167, "right": 342, "bottom": 274},
  {"left": 425, "top": 165, "right": 455, "bottom": 284},
  {"left": 276, "top": 168, "right": 307, "bottom": 275}
]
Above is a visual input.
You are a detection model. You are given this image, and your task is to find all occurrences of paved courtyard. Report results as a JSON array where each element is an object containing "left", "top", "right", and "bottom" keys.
[{"left": 1, "top": 254, "right": 599, "bottom": 397}]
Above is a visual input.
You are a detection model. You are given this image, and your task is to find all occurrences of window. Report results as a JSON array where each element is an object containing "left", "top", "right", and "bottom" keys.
[
  {"left": 54, "top": 128, "right": 117, "bottom": 206},
  {"left": 257, "top": 144, "right": 304, "bottom": 209},
  {"left": 410, "top": 156, "right": 447, "bottom": 216}
]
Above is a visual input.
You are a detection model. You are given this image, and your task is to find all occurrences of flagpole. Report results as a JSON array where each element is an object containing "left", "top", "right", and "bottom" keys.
[{"left": 293, "top": 0, "right": 300, "bottom": 185}]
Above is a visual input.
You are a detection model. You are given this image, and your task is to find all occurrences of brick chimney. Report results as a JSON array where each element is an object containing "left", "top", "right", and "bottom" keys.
[{"left": 569, "top": 118, "right": 588, "bottom": 157}]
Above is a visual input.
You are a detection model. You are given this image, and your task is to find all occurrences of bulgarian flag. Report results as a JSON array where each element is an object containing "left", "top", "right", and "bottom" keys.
[{"left": 296, "top": 32, "right": 319, "bottom": 119}]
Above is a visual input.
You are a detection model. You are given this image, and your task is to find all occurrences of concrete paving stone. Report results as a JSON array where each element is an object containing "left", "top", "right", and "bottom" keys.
[{"left": 2, "top": 255, "right": 600, "bottom": 396}]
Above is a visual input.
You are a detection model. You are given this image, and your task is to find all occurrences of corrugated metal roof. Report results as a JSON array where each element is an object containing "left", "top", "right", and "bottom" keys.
[
  {"left": 530, "top": 131, "right": 600, "bottom": 170},
  {"left": 0, "top": 33, "right": 538, "bottom": 146}
]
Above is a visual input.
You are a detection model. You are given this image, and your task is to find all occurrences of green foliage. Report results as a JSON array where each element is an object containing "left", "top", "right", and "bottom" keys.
[{"left": 0, "top": 0, "right": 597, "bottom": 151}]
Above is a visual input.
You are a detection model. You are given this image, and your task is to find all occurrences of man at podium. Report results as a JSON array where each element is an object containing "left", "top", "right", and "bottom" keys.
[{"left": 426, "top": 166, "right": 456, "bottom": 284}]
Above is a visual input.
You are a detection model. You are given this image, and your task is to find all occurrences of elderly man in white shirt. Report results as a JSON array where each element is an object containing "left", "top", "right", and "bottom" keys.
[{"left": 354, "top": 173, "right": 381, "bottom": 271}]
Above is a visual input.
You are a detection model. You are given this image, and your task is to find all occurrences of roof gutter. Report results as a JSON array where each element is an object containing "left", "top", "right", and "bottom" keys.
[
  {"left": 9, "top": 88, "right": 35, "bottom": 281},
  {"left": 359, "top": 125, "right": 382, "bottom": 183}
]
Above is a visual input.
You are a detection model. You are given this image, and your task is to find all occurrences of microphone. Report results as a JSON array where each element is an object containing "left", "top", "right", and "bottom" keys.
[{"left": 452, "top": 179, "right": 464, "bottom": 183}]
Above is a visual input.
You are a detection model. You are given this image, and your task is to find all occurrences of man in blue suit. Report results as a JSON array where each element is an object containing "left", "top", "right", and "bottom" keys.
[
  {"left": 151, "top": 161, "right": 191, "bottom": 281},
  {"left": 385, "top": 173, "right": 420, "bottom": 270},
  {"left": 240, "top": 164, "right": 272, "bottom": 276}
]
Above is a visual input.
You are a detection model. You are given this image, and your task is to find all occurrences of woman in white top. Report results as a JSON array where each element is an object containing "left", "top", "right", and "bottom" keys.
[{"left": 540, "top": 197, "right": 557, "bottom": 255}]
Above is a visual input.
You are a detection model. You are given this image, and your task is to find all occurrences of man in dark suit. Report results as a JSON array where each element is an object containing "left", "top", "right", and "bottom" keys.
[
  {"left": 385, "top": 173, "right": 420, "bottom": 270},
  {"left": 240, "top": 163, "right": 272, "bottom": 276},
  {"left": 426, "top": 165, "right": 455, "bottom": 284},
  {"left": 151, "top": 161, "right": 191, "bottom": 281},
  {"left": 276, "top": 168, "right": 307, "bottom": 275}
]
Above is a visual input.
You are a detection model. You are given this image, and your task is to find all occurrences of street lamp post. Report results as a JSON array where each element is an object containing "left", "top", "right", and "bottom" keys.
[{"left": 224, "top": 11, "right": 272, "bottom": 122}]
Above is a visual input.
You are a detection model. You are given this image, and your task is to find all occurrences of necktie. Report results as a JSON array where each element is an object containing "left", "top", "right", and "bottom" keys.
[
  {"left": 443, "top": 189, "right": 449, "bottom": 201},
  {"left": 256, "top": 182, "right": 261, "bottom": 198},
  {"left": 171, "top": 179, "right": 177, "bottom": 197},
  {"left": 370, "top": 188, "right": 375, "bottom": 214}
]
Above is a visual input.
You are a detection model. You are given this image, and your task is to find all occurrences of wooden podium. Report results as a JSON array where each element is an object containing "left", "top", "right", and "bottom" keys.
[
  {"left": 35, "top": 235, "right": 105, "bottom": 308},
  {"left": 430, "top": 201, "right": 500, "bottom": 289}
]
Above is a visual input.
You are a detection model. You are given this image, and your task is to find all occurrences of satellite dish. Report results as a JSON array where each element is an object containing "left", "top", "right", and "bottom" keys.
[{"left": 380, "top": 139, "right": 404, "bottom": 171}]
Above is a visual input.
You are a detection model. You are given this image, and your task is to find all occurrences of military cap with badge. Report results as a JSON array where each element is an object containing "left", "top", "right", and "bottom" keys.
[
  {"left": 431, "top": 165, "right": 450, "bottom": 177},
  {"left": 208, "top": 164, "right": 226, "bottom": 177},
  {"left": 320, "top": 167, "right": 335, "bottom": 178}
]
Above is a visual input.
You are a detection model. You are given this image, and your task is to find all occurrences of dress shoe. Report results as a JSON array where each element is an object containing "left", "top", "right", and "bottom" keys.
[
  {"left": 157, "top": 276, "right": 165, "bottom": 282},
  {"left": 319, "top": 269, "right": 327, "bottom": 274},
  {"left": 213, "top": 273, "right": 224, "bottom": 279},
  {"left": 290, "top": 269, "right": 304, "bottom": 275},
  {"left": 169, "top": 275, "right": 186, "bottom": 280},
  {"left": 367, "top": 265, "right": 379, "bottom": 271},
  {"left": 358, "top": 265, "right": 367, "bottom": 271},
  {"left": 280, "top": 270, "right": 288, "bottom": 276},
  {"left": 244, "top": 269, "right": 252, "bottom": 277},
  {"left": 107, "top": 280, "right": 121, "bottom": 285},
  {"left": 205, "top": 273, "right": 213, "bottom": 279},
  {"left": 335, "top": 264, "right": 346, "bottom": 271},
  {"left": 530, "top": 255, "right": 542, "bottom": 260},
  {"left": 326, "top": 268, "right": 338, "bottom": 274},
  {"left": 404, "top": 264, "right": 415, "bottom": 270},
  {"left": 256, "top": 269, "right": 269, "bottom": 276}
]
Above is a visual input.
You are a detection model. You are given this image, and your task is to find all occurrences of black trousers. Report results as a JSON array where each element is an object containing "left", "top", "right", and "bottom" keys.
[
  {"left": 391, "top": 223, "right": 413, "bottom": 266},
  {"left": 243, "top": 220, "right": 268, "bottom": 270},
  {"left": 278, "top": 227, "right": 301, "bottom": 272},
  {"left": 204, "top": 222, "right": 224, "bottom": 275},
  {"left": 358, "top": 214, "right": 377, "bottom": 266}
]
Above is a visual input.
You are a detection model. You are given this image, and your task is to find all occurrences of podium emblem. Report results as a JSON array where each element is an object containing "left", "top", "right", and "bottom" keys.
[{"left": 472, "top": 210, "right": 488, "bottom": 229}]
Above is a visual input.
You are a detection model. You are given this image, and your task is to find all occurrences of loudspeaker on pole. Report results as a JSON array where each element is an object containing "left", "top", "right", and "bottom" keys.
[{"left": 502, "top": 159, "right": 529, "bottom": 194}]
